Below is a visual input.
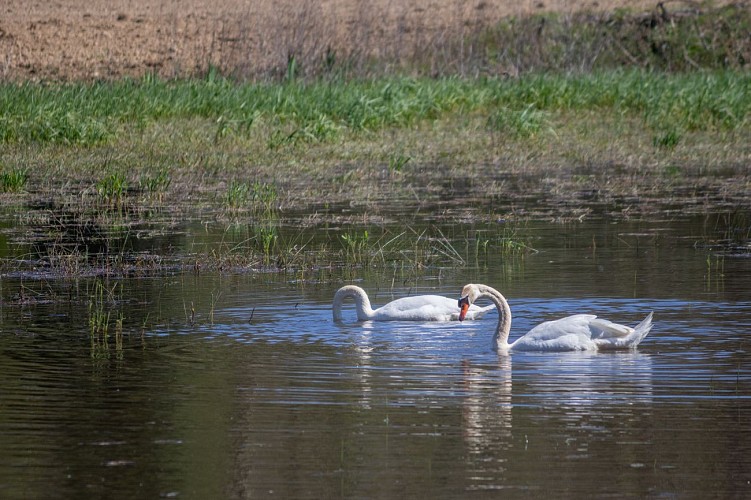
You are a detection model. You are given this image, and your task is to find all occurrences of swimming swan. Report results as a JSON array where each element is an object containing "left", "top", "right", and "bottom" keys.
[
  {"left": 458, "top": 284, "right": 654, "bottom": 351},
  {"left": 333, "top": 285, "right": 494, "bottom": 322}
]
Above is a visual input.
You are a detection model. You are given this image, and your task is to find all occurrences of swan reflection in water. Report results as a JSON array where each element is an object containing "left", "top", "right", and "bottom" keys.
[
  {"left": 460, "top": 350, "right": 654, "bottom": 491},
  {"left": 461, "top": 355, "right": 514, "bottom": 477}
]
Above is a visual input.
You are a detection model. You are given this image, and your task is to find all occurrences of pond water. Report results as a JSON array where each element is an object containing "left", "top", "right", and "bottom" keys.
[{"left": 1, "top": 210, "right": 750, "bottom": 498}]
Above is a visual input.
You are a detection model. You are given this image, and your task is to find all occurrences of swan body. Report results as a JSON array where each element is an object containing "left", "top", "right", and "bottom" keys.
[
  {"left": 333, "top": 285, "right": 494, "bottom": 322},
  {"left": 458, "top": 284, "right": 654, "bottom": 352}
]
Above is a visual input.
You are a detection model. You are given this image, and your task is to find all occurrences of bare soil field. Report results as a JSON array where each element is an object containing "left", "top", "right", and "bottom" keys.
[{"left": 1, "top": 0, "right": 735, "bottom": 81}]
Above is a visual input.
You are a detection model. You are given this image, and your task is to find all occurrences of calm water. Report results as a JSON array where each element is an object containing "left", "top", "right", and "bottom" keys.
[{"left": 1, "top": 214, "right": 750, "bottom": 498}]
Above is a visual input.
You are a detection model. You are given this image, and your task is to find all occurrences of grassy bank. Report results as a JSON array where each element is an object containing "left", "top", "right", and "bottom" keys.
[
  {"left": 1, "top": 71, "right": 749, "bottom": 211},
  {"left": 1, "top": 70, "right": 749, "bottom": 147}
]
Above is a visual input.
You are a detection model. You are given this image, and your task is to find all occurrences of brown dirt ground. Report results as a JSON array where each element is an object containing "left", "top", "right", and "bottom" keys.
[{"left": 0, "top": 0, "right": 732, "bottom": 81}]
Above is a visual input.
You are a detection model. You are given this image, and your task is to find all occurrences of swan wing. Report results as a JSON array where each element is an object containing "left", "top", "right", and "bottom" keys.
[
  {"left": 512, "top": 313, "right": 654, "bottom": 351},
  {"left": 595, "top": 312, "right": 654, "bottom": 349},
  {"left": 372, "top": 295, "right": 460, "bottom": 321},
  {"left": 588, "top": 318, "right": 633, "bottom": 338},
  {"left": 511, "top": 314, "right": 599, "bottom": 351}
]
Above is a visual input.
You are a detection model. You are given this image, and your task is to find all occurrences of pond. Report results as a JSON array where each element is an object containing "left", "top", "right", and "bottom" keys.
[{"left": 0, "top": 207, "right": 750, "bottom": 498}]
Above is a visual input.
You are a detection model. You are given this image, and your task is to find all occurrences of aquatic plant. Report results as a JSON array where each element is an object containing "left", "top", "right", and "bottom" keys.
[
  {"left": 89, "top": 280, "right": 123, "bottom": 359},
  {"left": 96, "top": 172, "right": 128, "bottom": 206},
  {"left": 139, "top": 169, "right": 171, "bottom": 199},
  {"left": 224, "top": 180, "right": 250, "bottom": 210},
  {"left": 492, "top": 225, "right": 536, "bottom": 257},
  {"left": 253, "top": 224, "right": 279, "bottom": 265},
  {"left": 224, "top": 180, "right": 278, "bottom": 214},
  {"left": 250, "top": 181, "right": 279, "bottom": 214},
  {"left": 0, "top": 166, "right": 28, "bottom": 193},
  {"left": 341, "top": 230, "right": 370, "bottom": 264}
]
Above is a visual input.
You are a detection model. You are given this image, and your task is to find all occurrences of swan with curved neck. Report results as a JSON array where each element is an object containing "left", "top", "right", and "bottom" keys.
[
  {"left": 333, "top": 285, "right": 494, "bottom": 322},
  {"left": 458, "top": 284, "right": 654, "bottom": 351}
]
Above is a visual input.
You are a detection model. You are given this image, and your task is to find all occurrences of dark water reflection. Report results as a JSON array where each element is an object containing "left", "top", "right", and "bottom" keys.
[{"left": 1, "top": 215, "right": 750, "bottom": 498}]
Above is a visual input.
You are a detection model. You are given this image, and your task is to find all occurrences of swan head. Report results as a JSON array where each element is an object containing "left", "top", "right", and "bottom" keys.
[
  {"left": 457, "top": 284, "right": 477, "bottom": 321},
  {"left": 458, "top": 296, "right": 470, "bottom": 321}
]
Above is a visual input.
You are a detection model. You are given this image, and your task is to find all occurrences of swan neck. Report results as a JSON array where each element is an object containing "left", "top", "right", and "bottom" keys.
[
  {"left": 476, "top": 285, "right": 512, "bottom": 350},
  {"left": 333, "top": 286, "right": 375, "bottom": 321}
]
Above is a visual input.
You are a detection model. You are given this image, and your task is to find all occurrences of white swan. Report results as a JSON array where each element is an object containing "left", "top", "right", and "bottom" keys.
[
  {"left": 458, "top": 284, "right": 654, "bottom": 352},
  {"left": 333, "top": 285, "right": 494, "bottom": 322}
]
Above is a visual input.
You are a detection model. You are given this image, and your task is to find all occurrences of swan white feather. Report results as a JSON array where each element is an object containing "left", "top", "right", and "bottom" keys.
[
  {"left": 458, "top": 283, "right": 654, "bottom": 352},
  {"left": 333, "top": 285, "right": 494, "bottom": 322}
]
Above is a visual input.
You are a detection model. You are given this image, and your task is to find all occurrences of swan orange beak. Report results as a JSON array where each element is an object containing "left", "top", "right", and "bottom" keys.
[{"left": 458, "top": 296, "right": 470, "bottom": 321}]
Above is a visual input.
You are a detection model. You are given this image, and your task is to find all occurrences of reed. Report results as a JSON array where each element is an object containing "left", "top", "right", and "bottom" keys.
[{"left": 89, "top": 280, "right": 122, "bottom": 359}]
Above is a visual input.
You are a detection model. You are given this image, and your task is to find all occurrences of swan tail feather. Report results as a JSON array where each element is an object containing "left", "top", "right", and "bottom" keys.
[
  {"left": 632, "top": 311, "right": 654, "bottom": 344},
  {"left": 597, "top": 312, "right": 654, "bottom": 349}
]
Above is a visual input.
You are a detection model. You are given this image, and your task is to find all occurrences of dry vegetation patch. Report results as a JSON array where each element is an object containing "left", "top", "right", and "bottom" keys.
[{"left": 1, "top": 0, "right": 743, "bottom": 81}]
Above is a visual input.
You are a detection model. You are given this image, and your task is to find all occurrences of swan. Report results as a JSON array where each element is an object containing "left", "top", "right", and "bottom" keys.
[
  {"left": 458, "top": 284, "right": 654, "bottom": 352},
  {"left": 333, "top": 285, "right": 494, "bottom": 322}
]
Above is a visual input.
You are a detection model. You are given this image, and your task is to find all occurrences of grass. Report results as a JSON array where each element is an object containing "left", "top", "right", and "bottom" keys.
[
  {"left": 0, "top": 71, "right": 746, "bottom": 228},
  {"left": 96, "top": 172, "right": 128, "bottom": 206},
  {"left": 487, "top": 104, "right": 550, "bottom": 139},
  {"left": 0, "top": 166, "right": 28, "bottom": 192},
  {"left": 0, "top": 75, "right": 745, "bottom": 276},
  {"left": 224, "top": 180, "right": 279, "bottom": 213},
  {"left": 0, "top": 5, "right": 748, "bottom": 279},
  {"left": 139, "top": 168, "right": 172, "bottom": 199},
  {"left": 0, "top": 71, "right": 747, "bottom": 150}
]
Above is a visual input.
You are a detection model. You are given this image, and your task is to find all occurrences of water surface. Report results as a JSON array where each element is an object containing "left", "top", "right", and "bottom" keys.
[{"left": 1, "top": 214, "right": 749, "bottom": 498}]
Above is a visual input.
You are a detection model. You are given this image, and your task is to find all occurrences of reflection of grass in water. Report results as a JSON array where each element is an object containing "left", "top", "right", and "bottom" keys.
[{"left": 705, "top": 254, "right": 725, "bottom": 293}]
